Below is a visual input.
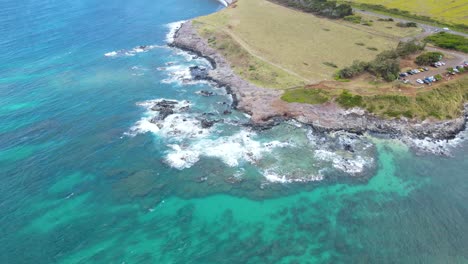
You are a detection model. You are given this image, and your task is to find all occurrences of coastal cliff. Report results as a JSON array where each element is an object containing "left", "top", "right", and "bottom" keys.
[{"left": 171, "top": 21, "right": 467, "bottom": 140}]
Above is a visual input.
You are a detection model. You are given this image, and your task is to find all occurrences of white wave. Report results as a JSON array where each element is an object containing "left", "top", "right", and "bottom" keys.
[
  {"left": 104, "top": 51, "right": 118, "bottom": 57},
  {"left": 161, "top": 65, "right": 192, "bottom": 84},
  {"left": 165, "top": 145, "right": 200, "bottom": 169},
  {"left": 104, "top": 45, "right": 162, "bottom": 58},
  {"left": 216, "top": 0, "right": 231, "bottom": 7},
  {"left": 263, "top": 170, "right": 324, "bottom": 183},
  {"left": 166, "top": 20, "right": 186, "bottom": 43},
  {"left": 126, "top": 99, "right": 207, "bottom": 139},
  {"left": 314, "top": 149, "right": 372, "bottom": 175},
  {"left": 164, "top": 130, "right": 290, "bottom": 170},
  {"left": 402, "top": 128, "right": 467, "bottom": 156}
]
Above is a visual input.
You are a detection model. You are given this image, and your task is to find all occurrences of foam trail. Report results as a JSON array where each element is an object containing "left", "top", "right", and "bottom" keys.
[{"left": 166, "top": 20, "right": 186, "bottom": 43}]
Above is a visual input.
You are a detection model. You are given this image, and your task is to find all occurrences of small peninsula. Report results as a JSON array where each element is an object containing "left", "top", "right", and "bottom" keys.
[{"left": 172, "top": 0, "right": 468, "bottom": 139}]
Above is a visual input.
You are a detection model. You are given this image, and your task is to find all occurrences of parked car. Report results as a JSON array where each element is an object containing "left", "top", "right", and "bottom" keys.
[
  {"left": 399, "top": 72, "right": 408, "bottom": 77},
  {"left": 423, "top": 67, "right": 429, "bottom": 71},
  {"left": 416, "top": 79, "right": 424, "bottom": 84}
]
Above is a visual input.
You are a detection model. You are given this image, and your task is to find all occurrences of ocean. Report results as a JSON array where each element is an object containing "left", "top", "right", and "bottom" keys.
[{"left": 1, "top": 0, "right": 467, "bottom": 263}]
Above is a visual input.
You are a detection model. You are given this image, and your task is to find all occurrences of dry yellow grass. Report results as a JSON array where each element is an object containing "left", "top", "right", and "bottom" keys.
[{"left": 195, "top": 0, "right": 421, "bottom": 88}]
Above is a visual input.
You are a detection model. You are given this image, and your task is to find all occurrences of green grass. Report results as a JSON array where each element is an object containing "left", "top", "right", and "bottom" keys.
[
  {"left": 281, "top": 88, "right": 332, "bottom": 105},
  {"left": 346, "top": 0, "right": 468, "bottom": 26},
  {"left": 282, "top": 77, "right": 468, "bottom": 120},
  {"left": 425, "top": 32, "right": 468, "bottom": 53}
]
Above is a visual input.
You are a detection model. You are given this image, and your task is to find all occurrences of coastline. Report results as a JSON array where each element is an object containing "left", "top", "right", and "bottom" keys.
[{"left": 171, "top": 20, "right": 467, "bottom": 140}]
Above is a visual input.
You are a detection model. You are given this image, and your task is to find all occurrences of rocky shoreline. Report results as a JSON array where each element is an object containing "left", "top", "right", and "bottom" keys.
[{"left": 171, "top": 21, "right": 467, "bottom": 140}]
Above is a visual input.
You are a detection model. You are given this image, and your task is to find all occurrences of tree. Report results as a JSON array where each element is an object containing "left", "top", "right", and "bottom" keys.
[{"left": 415, "top": 52, "right": 443, "bottom": 65}]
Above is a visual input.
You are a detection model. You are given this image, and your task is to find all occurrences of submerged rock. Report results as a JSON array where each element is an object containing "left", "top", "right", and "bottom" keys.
[
  {"left": 189, "top": 66, "right": 208, "bottom": 80},
  {"left": 197, "top": 90, "right": 214, "bottom": 97},
  {"left": 201, "top": 119, "right": 216, "bottom": 128},
  {"left": 159, "top": 108, "right": 174, "bottom": 120}
]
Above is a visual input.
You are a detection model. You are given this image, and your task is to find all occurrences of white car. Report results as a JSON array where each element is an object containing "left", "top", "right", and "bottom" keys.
[{"left": 416, "top": 79, "right": 424, "bottom": 84}]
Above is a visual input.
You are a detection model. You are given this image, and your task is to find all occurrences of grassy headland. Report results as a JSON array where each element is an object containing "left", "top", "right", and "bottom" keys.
[
  {"left": 192, "top": 0, "right": 467, "bottom": 120},
  {"left": 193, "top": 0, "right": 420, "bottom": 86}
]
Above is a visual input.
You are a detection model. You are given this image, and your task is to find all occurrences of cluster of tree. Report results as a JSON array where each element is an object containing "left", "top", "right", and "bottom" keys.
[
  {"left": 396, "top": 22, "right": 417, "bottom": 28},
  {"left": 415, "top": 52, "right": 443, "bottom": 65},
  {"left": 274, "top": 0, "right": 353, "bottom": 19},
  {"left": 425, "top": 32, "right": 468, "bottom": 53},
  {"left": 338, "top": 41, "right": 425, "bottom": 81}
]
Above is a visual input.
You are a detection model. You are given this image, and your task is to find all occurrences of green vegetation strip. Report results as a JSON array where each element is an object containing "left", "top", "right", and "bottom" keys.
[
  {"left": 425, "top": 33, "right": 468, "bottom": 53},
  {"left": 282, "top": 77, "right": 468, "bottom": 120},
  {"left": 338, "top": 41, "right": 425, "bottom": 81},
  {"left": 282, "top": 88, "right": 332, "bottom": 104}
]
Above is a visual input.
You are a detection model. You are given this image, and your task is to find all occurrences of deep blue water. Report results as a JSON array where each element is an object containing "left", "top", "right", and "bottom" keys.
[{"left": 1, "top": 0, "right": 468, "bottom": 263}]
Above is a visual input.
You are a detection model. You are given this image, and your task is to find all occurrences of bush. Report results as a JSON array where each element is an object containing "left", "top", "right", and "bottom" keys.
[
  {"left": 344, "top": 15, "right": 361, "bottom": 24},
  {"left": 434, "top": 74, "right": 443, "bottom": 81},
  {"left": 377, "top": 18, "right": 394, "bottom": 22},
  {"left": 337, "top": 60, "right": 369, "bottom": 79},
  {"left": 274, "top": 0, "right": 353, "bottom": 19},
  {"left": 425, "top": 32, "right": 468, "bottom": 53},
  {"left": 396, "top": 22, "right": 417, "bottom": 27},
  {"left": 336, "top": 90, "right": 363, "bottom": 108},
  {"left": 338, "top": 41, "right": 423, "bottom": 81},
  {"left": 396, "top": 40, "right": 425, "bottom": 57},
  {"left": 323, "top": 62, "right": 338, "bottom": 68},
  {"left": 415, "top": 52, "right": 443, "bottom": 65},
  {"left": 362, "top": 20, "right": 373, "bottom": 26}
]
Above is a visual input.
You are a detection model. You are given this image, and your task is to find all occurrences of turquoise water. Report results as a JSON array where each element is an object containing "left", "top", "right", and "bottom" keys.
[{"left": 1, "top": 0, "right": 468, "bottom": 263}]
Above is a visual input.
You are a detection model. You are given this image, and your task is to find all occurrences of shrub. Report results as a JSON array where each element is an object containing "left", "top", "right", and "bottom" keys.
[
  {"left": 323, "top": 62, "right": 338, "bottom": 68},
  {"left": 415, "top": 52, "right": 443, "bottom": 65},
  {"left": 396, "top": 40, "right": 425, "bottom": 57},
  {"left": 344, "top": 15, "right": 361, "bottom": 24},
  {"left": 425, "top": 32, "right": 468, "bottom": 53},
  {"left": 336, "top": 90, "right": 363, "bottom": 108},
  {"left": 367, "top": 47, "right": 378, "bottom": 51},
  {"left": 434, "top": 74, "right": 443, "bottom": 81},
  {"left": 337, "top": 60, "right": 369, "bottom": 79},
  {"left": 377, "top": 18, "right": 394, "bottom": 22},
  {"left": 396, "top": 22, "right": 417, "bottom": 28},
  {"left": 355, "top": 42, "right": 365, "bottom": 46},
  {"left": 362, "top": 21, "right": 373, "bottom": 26},
  {"left": 274, "top": 0, "right": 353, "bottom": 19}
]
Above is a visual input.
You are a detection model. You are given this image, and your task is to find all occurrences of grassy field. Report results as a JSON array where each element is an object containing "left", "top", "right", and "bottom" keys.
[
  {"left": 194, "top": 0, "right": 420, "bottom": 88},
  {"left": 347, "top": 0, "right": 468, "bottom": 25},
  {"left": 283, "top": 76, "right": 468, "bottom": 119}
]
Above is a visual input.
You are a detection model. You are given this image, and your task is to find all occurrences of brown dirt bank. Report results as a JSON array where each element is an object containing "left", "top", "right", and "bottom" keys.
[{"left": 171, "top": 21, "right": 466, "bottom": 140}]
